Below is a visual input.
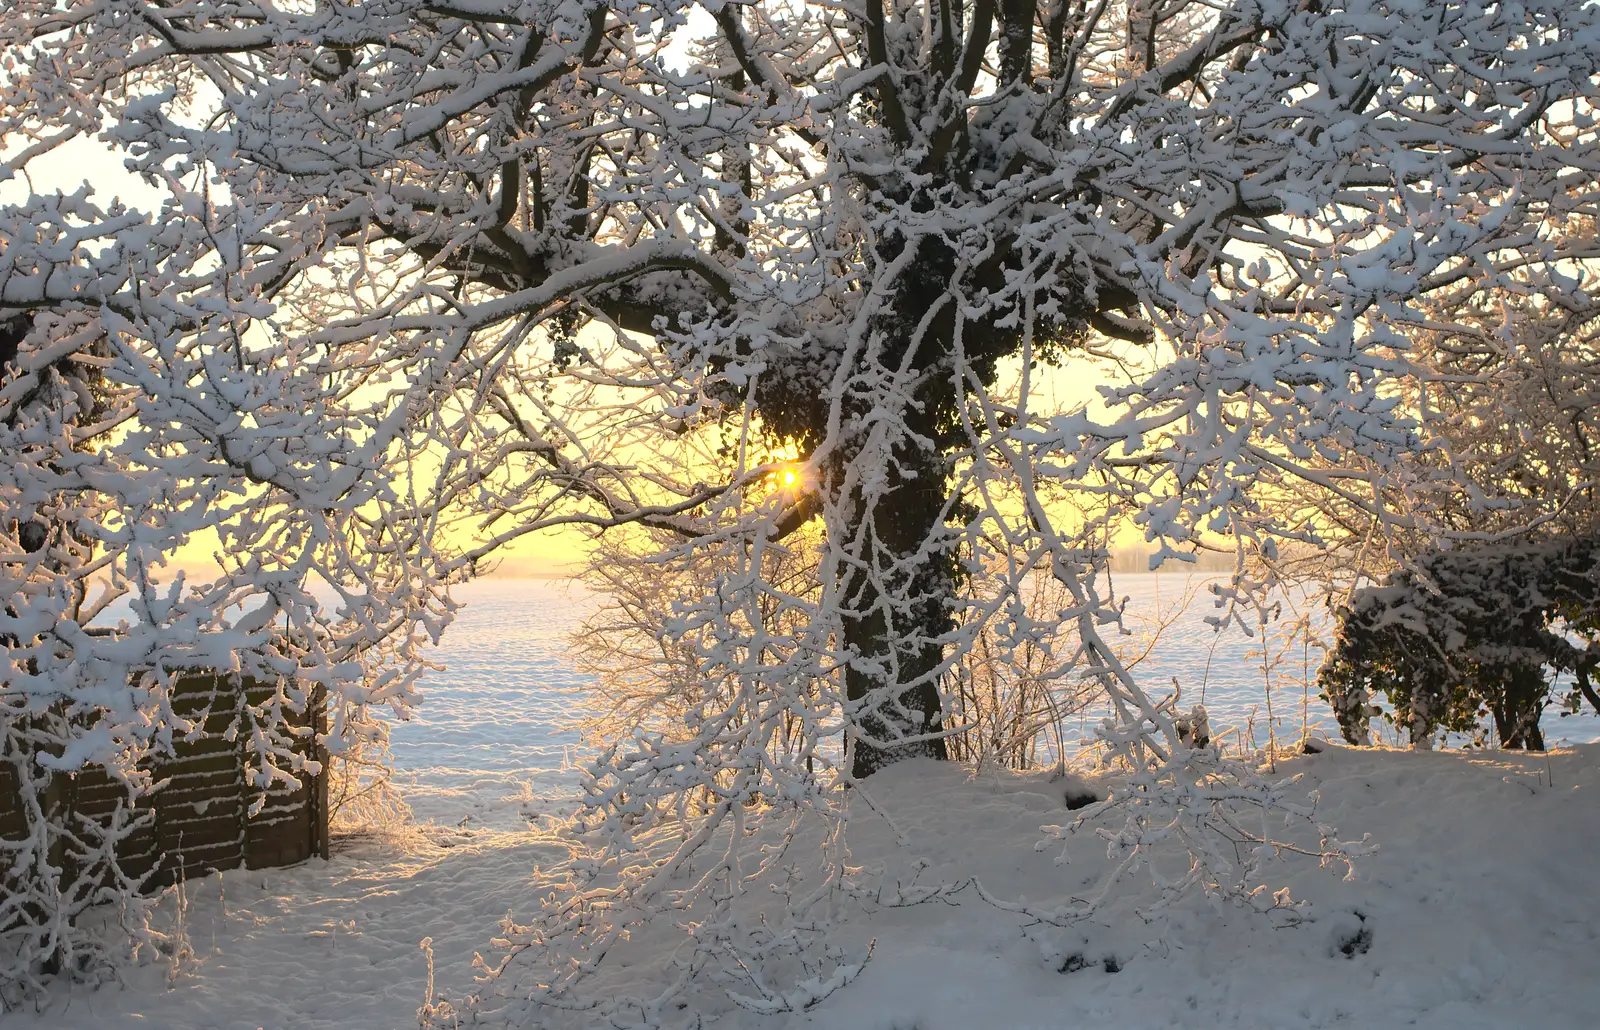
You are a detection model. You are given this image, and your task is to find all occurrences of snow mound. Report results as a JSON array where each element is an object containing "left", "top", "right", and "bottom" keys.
[{"left": 806, "top": 748, "right": 1600, "bottom": 1030}]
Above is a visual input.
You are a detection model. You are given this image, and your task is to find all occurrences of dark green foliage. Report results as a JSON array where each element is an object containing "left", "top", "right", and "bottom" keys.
[{"left": 1319, "top": 536, "right": 1600, "bottom": 749}]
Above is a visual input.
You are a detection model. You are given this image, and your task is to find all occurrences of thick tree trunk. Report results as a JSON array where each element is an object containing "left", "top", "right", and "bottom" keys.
[
  {"left": 837, "top": 369, "right": 954, "bottom": 778},
  {"left": 840, "top": 467, "right": 952, "bottom": 777},
  {"left": 1491, "top": 663, "right": 1547, "bottom": 751},
  {"left": 820, "top": 231, "right": 993, "bottom": 777}
]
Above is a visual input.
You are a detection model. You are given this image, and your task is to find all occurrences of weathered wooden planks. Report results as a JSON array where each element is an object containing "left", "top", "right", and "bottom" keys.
[{"left": 0, "top": 673, "right": 330, "bottom": 897}]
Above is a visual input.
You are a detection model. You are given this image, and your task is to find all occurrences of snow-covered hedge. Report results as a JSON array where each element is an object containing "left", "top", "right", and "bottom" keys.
[{"left": 1319, "top": 536, "right": 1600, "bottom": 750}]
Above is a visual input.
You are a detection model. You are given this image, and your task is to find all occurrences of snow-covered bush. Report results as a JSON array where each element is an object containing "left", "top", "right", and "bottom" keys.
[
  {"left": 1320, "top": 535, "right": 1600, "bottom": 749},
  {"left": 943, "top": 570, "right": 1103, "bottom": 771},
  {"left": 325, "top": 729, "right": 413, "bottom": 841},
  {"left": 0, "top": 167, "right": 455, "bottom": 1005},
  {"left": 576, "top": 528, "right": 1117, "bottom": 777},
  {"left": 0, "top": 290, "right": 451, "bottom": 1000},
  {"left": 573, "top": 521, "right": 828, "bottom": 779}
]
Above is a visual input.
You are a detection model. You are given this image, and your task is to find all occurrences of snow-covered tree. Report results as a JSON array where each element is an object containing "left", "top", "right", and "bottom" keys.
[
  {"left": 10, "top": 0, "right": 1594, "bottom": 772},
  {"left": 0, "top": 34, "right": 473, "bottom": 999},
  {"left": 4, "top": 0, "right": 1599, "bottom": 1014}
]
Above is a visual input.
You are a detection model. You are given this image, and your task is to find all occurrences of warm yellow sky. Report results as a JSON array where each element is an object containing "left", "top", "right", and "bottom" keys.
[{"left": 471, "top": 349, "right": 1128, "bottom": 576}]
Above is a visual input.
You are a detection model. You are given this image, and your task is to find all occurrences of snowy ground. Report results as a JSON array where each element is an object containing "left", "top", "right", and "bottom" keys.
[
  {"left": 18, "top": 580, "right": 1600, "bottom": 1028},
  {"left": 11, "top": 828, "right": 563, "bottom": 1030},
  {"left": 19, "top": 743, "right": 1600, "bottom": 1030},
  {"left": 795, "top": 747, "right": 1600, "bottom": 1030}
]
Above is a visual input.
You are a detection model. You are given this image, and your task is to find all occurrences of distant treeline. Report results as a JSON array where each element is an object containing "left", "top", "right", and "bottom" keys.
[
  {"left": 482, "top": 552, "right": 1239, "bottom": 579},
  {"left": 1108, "top": 548, "right": 1240, "bottom": 574}
]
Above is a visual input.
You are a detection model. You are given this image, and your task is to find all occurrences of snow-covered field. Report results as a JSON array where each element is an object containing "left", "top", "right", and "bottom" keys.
[
  {"left": 385, "top": 580, "right": 596, "bottom": 830},
  {"left": 385, "top": 576, "right": 1600, "bottom": 829},
  {"left": 19, "top": 578, "right": 1600, "bottom": 1029}
]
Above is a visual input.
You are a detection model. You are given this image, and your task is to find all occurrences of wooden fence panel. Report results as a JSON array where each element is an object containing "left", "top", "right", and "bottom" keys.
[{"left": 0, "top": 673, "right": 328, "bottom": 899}]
